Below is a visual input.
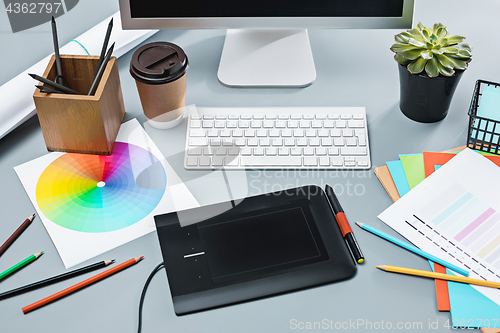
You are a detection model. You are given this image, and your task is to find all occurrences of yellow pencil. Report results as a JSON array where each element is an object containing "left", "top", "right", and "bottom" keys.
[{"left": 376, "top": 265, "right": 500, "bottom": 289}]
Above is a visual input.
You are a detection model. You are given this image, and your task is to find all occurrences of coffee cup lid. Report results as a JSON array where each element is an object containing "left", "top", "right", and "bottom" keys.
[{"left": 130, "top": 42, "right": 188, "bottom": 85}]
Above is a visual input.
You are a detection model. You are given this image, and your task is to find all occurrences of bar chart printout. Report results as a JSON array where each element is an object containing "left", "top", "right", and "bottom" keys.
[{"left": 406, "top": 183, "right": 500, "bottom": 282}]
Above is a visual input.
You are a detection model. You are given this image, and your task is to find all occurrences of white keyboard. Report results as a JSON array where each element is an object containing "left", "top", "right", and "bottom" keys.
[{"left": 184, "top": 107, "right": 371, "bottom": 170}]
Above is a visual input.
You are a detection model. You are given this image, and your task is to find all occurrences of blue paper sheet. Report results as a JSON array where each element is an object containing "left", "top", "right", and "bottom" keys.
[
  {"left": 386, "top": 160, "right": 410, "bottom": 197},
  {"left": 473, "top": 85, "right": 500, "bottom": 143}
]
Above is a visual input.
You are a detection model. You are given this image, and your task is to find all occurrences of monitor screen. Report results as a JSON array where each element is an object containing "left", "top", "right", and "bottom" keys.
[{"left": 130, "top": 0, "right": 404, "bottom": 19}]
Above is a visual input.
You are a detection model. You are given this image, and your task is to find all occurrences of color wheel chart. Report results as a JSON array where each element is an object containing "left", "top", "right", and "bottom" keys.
[
  {"left": 35, "top": 142, "right": 167, "bottom": 233},
  {"left": 406, "top": 183, "right": 500, "bottom": 282}
]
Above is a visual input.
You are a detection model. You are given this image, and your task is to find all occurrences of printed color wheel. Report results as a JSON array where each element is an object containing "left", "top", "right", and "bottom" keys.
[{"left": 36, "top": 142, "right": 167, "bottom": 233}]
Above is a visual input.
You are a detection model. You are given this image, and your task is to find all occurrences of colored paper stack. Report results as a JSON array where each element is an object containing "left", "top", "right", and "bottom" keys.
[{"left": 374, "top": 147, "right": 500, "bottom": 331}]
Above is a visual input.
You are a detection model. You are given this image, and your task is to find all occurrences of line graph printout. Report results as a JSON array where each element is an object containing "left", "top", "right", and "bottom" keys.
[{"left": 378, "top": 149, "right": 500, "bottom": 307}]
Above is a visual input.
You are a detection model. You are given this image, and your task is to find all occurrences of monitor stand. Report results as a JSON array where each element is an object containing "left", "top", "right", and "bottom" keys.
[{"left": 217, "top": 29, "right": 316, "bottom": 88}]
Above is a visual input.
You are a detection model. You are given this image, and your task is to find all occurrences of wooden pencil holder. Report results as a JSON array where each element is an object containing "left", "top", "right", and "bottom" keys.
[{"left": 33, "top": 55, "right": 125, "bottom": 155}]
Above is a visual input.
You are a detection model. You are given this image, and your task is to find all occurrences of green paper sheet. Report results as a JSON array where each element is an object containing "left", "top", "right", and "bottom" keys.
[{"left": 399, "top": 154, "right": 425, "bottom": 189}]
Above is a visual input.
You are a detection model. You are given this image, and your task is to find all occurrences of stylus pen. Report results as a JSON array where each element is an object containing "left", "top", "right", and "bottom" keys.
[
  {"left": 95, "top": 18, "right": 113, "bottom": 77},
  {"left": 325, "top": 185, "right": 364, "bottom": 264}
]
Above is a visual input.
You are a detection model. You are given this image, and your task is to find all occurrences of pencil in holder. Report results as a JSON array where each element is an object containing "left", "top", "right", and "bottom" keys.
[
  {"left": 467, "top": 79, "right": 500, "bottom": 155},
  {"left": 33, "top": 54, "right": 125, "bottom": 155}
]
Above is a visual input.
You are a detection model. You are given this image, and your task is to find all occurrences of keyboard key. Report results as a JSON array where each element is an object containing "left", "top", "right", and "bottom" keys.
[
  {"left": 256, "top": 129, "right": 268, "bottom": 137},
  {"left": 272, "top": 138, "right": 283, "bottom": 146},
  {"left": 288, "top": 120, "right": 299, "bottom": 128},
  {"left": 284, "top": 138, "right": 295, "bottom": 146},
  {"left": 190, "top": 120, "right": 201, "bottom": 128},
  {"left": 239, "top": 120, "right": 250, "bottom": 128},
  {"left": 265, "top": 114, "right": 277, "bottom": 119},
  {"left": 254, "top": 114, "right": 265, "bottom": 120},
  {"left": 222, "top": 140, "right": 234, "bottom": 146},
  {"left": 189, "top": 138, "right": 208, "bottom": 146},
  {"left": 247, "top": 138, "right": 258, "bottom": 146},
  {"left": 357, "top": 160, "right": 369, "bottom": 167},
  {"left": 341, "top": 147, "right": 367, "bottom": 155},
  {"left": 269, "top": 129, "right": 280, "bottom": 137},
  {"left": 241, "top": 156, "right": 302, "bottom": 166},
  {"left": 336, "top": 120, "right": 347, "bottom": 128},
  {"left": 199, "top": 156, "right": 211, "bottom": 166},
  {"left": 232, "top": 129, "right": 243, "bottom": 137},
  {"left": 345, "top": 138, "right": 357, "bottom": 146},
  {"left": 341, "top": 114, "right": 351, "bottom": 120},
  {"left": 304, "top": 157, "right": 318, "bottom": 166},
  {"left": 227, "top": 120, "right": 238, "bottom": 128},
  {"left": 278, "top": 147, "right": 290, "bottom": 156},
  {"left": 191, "top": 115, "right": 201, "bottom": 120},
  {"left": 259, "top": 138, "right": 270, "bottom": 146},
  {"left": 291, "top": 147, "right": 302, "bottom": 156},
  {"left": 220, "top": 129, "right": 231, "bottom": 137},
  {"left": 245, "top": 129, "right": 255, "bottom": 137},
  {"left": 266, "top": 148, "right": 278, "bottom": 155},
  {"left": 353, "top": 114, "right": 364, "bottom": 120},
  {"left": 251, "top": 120, "right": 262, "bottom": 128},
  {"left": 214, "top": 120, "right": 225, "bottom": 128},
  {"left": 330, "top": 129, "right": 341, "bottom": 137},
  {"left": 330, "top": 157, "right": 343, "bottom": 166},
  {"left": 344, "top": 161, "right": 356, "bottom": 167},
  {"left": 276, "top": 120, "right": 287, "bottom": 128},
  {"left": 241, "top": 148, "right": 252, "bottom": 156},
  {"left": 309, "top": 138, "right": 320, "bottom": 146},
  {"left": 228, "top": 147, "right": 239, "bottom": 156},
  {"left": 202, "top": 120, "right": 214, "bottom": 128},
  {"left": 190, "top": 129, "right": 206, "bottom": 137},
  {"left": 234, "top": 138, "right": 246, "bottom": 146},
  {"left": 344, "top": 156, "right": 356, "bottom": 162},
  {"left": 210, "top": 138, "right": 221, "bottom": 146},
  {"left": 278, "top": 114, "right": 289, "bottom": 120},
  {"left": 358, "top": 135, "right": 367, "bottom": 146},
  {"left": 203, "top": 147, "right": 213, "bottom": 155},
  {"left": 282, "top": 129, "right": 293, "bottom": 137},
  {"left": 228, "top": 115, "right": 239, "bottom": 120},
  {"left": 241, "top": 115, "right": 252, "bottom": 120},
  {"left": 304, "top": 147, "right": 315, "bottom": 155},
  {"left": 212, "top": 156, "right": 224, "bottom": 166},
  {"left": 253, "top": 147, "right": 264, "bottom": 156},
  {"left": 203, "top": 115, "right": 214, "bottom": 120},
  {"left": 316, "top": 147, "right": 327, "bottom": 156},
  {"left": 328, "top": 114, "right": 339, "bottom": 120},
  {"left": 303, "top": 114, "right": 314, "bottom": 120},
  {"left": 290, "top": 114, "right": 302, "bottom": 120},
  {"left": 300, "top": 120, "right": 311, "bottom": 128},
  {"left": 312, "top": 120, "right": 322, "bottom": 128},
  {"left": 348, "top": 120, "right": 364, "bottom": 128},
  {"left": 316, "top": 114, "right": 327, "bottom": 119},
  {"left": 187, "top": 147, "right": 202, "bottom": 155},
  {"left": 214, "top": 147, "right": 227, "bottom": 155},
  {"left": 343, "top": 129, "right": 354, "bottom": 137},
  {"left": 328, "top": 147, "right": 339, "bottom": 155},
  {"left": 318, "top": 129, "right": 329, "bottom": 137},
  {"left": 297, "top": 138, "right": 308, "bottom": 146},
  {"left": 321, "top": 138, "right": 333, "bottom": 146},
  {"left": 319, "top": 157, "right": 330, "bottom": 166},
  {"left": 323, "top": 120, "right": 334, "bottom": 128},
  {"left": 263, "top": 120, "right": 275, "bottom": 128},
  {"left": 306, "top": 129, "right": 316, "bottom": 137},
  {"left": 207, "top": 129, "right": 218, "bottom": 137},
  {"left": 215, "top": 115, "right": 227, "bottom": 120},
  {"left": 186, "top": 157, "right": 198, "bottom": 166},
  {"left": 334, "top": 138, "right": 344, "bottom": 146},
  {"left": 293, "top": 129, "right": 304, "bottom": 137}
]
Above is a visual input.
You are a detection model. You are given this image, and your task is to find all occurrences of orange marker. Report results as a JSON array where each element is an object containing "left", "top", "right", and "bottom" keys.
[{"left": 22, "top": 256, "right": 143, "bottom": 314}]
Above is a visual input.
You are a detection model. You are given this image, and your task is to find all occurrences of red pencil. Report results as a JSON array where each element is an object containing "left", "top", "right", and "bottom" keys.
[
  {"left": 0, "top": 214, "right": 35, "bottom": 258},
  {"left": 22, "top": 256, "right": 143, "bottom": 314}
]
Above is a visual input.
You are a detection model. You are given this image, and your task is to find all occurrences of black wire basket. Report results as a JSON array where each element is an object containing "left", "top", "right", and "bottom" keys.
[{"left": 467, "top": 79, "right": 500, "bottom": 155}]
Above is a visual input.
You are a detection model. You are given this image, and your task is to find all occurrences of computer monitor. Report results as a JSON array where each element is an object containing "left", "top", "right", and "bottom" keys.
[{"left": 119, "top": 0, "right": 414, "bottom": 87}]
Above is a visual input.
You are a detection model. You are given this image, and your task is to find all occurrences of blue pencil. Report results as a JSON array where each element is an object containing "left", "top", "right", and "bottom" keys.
[{"left": 355, "top": 222, "right": 469, "bottom": 276}]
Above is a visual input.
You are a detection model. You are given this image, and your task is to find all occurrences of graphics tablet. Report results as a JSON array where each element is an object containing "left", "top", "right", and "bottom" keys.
[{"left": 154, "top": 185, "right": 356, "bottom": 315}]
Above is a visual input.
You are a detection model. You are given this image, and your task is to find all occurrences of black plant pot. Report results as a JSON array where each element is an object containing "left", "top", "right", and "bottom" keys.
[{"left": 398, "top": 64, "right": 465, "bottom": 123}]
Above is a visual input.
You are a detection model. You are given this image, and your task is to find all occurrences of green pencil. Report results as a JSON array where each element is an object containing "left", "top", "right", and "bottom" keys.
[{"left": 0, "top": 252, "right": 44, "bottom": 281}]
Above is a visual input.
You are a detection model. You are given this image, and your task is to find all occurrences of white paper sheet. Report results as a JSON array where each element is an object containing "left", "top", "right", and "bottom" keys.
[
  {"left": 378, "top": 149, "right": 500, "bottom": 306},
  {"left": 0, "top": 11, "right": 157, "bottom": 140},
  {"left": 15, "top": 119, "right": 198, "bottom": 268}
]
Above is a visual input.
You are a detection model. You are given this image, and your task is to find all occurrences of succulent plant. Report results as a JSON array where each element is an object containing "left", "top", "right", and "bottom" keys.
[{"left": 391, "top": 22, "right": 472, "bottom": 77}]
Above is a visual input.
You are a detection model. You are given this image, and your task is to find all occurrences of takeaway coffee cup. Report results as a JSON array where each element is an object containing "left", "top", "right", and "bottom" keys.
[{"left": 130, "top": 42, "right": 188, "bottom": 129}]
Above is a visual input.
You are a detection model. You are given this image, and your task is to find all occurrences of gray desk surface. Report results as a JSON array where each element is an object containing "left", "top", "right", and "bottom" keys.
[{"left": 1, "top": 0, "right": 500, "bottom": 332}]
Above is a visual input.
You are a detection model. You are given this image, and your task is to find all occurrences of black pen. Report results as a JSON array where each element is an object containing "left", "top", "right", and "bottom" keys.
[
  {"left": 35, "top": 85, "right": 66, "bottom": 94},
  {"left": 28, "top": 73, "right": 79, "bottom": 94},
  {"left": 95, "top": 18, "right": 113, "bottom": 77},
  {"left": 325, "top": 184, "right": 364, "bottom": 264},
  {"left": 88, "top": 42, "right": 114, "bottom": 95},
  {"left": 51, "top": 16, "right": 63, "bottom": 85}
]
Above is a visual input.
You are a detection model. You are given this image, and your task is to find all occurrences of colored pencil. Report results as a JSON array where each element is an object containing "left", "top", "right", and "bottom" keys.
[
  {"left": 22, "top": 256, "right": 143, "bottom": 314},
  {"left": 377, "top": 265, "right": 500, "bottom": 289},
  {"left": 28, "top": 73, "right": 79, "bottom": 95},
  {"left": 0, "top": 214, "right": 35, "bottom": 258},
  {"left": 51, "top": 16, "right": 63, "bottom": 85},
  {"left": 325, "top": 184, "right": 364, "bottom": 263},
  {"left": 88, "top": 42, "right": 114, "bottom": 95},
  {"left": 0, "top": 252, "right": 44, "bottom": 281},
  {"left": 355, "top": 222, "right": 468, "bottom": 276},
  {"left": 95, "top": 18, "right": 113, "bottom": 76},
  {"left": 0, "top": 259, "right": 114, "bottom": 299}
]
